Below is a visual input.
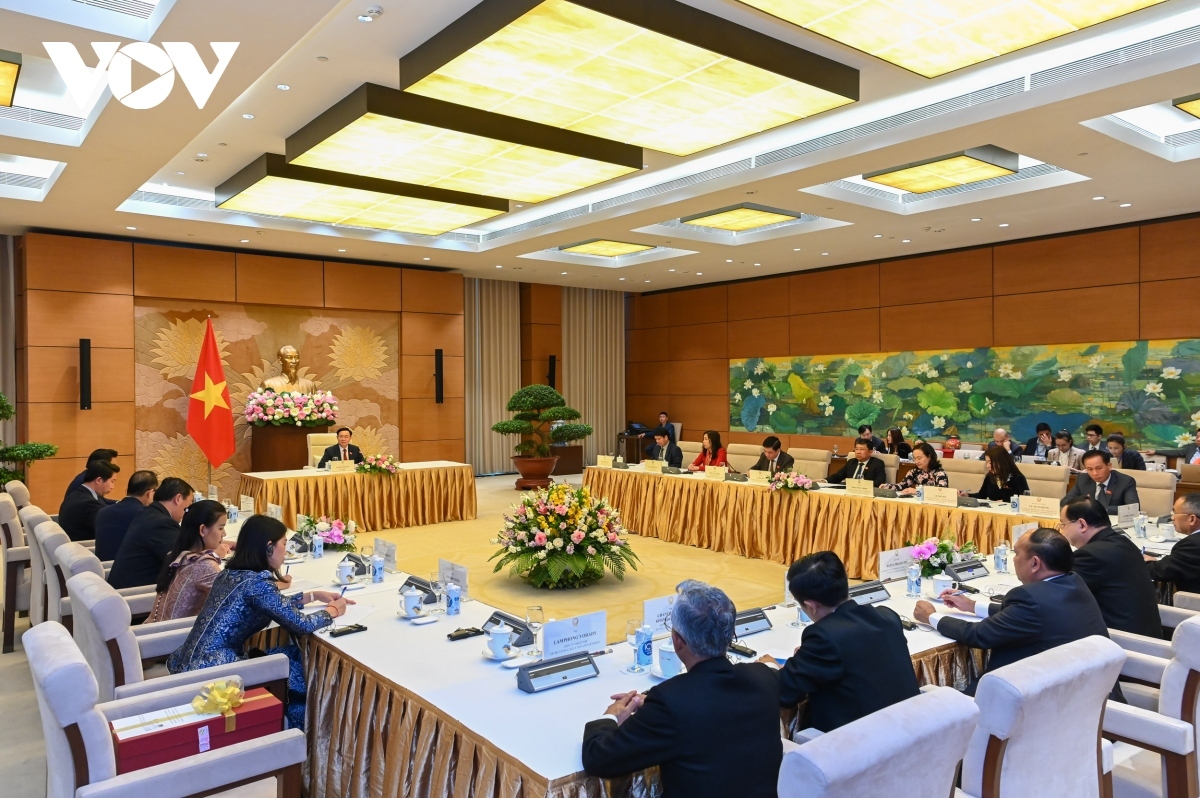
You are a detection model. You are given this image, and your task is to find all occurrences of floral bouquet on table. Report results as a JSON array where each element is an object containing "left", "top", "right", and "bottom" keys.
[
  {"left": 243, "top": 389, "right": 338, "bottom": 427},
  {"left": 907, "top": 535, "right": 977, "bottom": 579},
  {"left": 357, "top": 454, "right": 400, "bottom": 475},
  {"left": 769, "top": 470, "right": 813, "bottom": 493},
  {"left": 489, "top": 483, "right": 639, "bottom": 590},
  {"left": 297, "top": 515, "right": 357, "bottom": 553}
]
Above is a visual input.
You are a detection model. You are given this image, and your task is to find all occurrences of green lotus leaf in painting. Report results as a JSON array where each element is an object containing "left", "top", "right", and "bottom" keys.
[
  {"left": 1173, "top": 341, "right": 1200, "bottom": 357},
  {"left": 1115, "top": 391, "right": 1178, "bottom": 426},
  {"left": 887, "top": 376, "right": 924, "bottom": 392},
  {"left": 916, "top": 383, "right": 957, "bottom": 417},
  {"left": 845, "top": 400, "right": 880, "bottom": 428},
  {"left": 1047, "top": 388, "right": 1085, "bottom": 410},
  {"left": 1123, "top": 341, "right": 1149, "bottom": 385},
  {"left": 770, "top": 408, "right": 799, "bottom": 433},
  {"left": 741, "top": 393, "right": 766, "bottom": 431},
  {"left": 967, "top": 394, "right": 992, "bottom": 418},
  {"left": 1143, "top": 424, "right": 1189, "bottom": 445},
  {"left": 971, "top": 377, "right": 1021, "bottom": 398},
  {"left": 787, "top": 373, "right": 814, "bottom": 402}
]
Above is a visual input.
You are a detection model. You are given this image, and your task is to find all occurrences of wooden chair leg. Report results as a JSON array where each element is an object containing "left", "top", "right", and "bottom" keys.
[
  {"left": 3, "top": 561, "right": 17, "bottom": 653},
  {"left": 1162, "top": 751, "right": 1198, "bottom": 798},
  {"left": 1101, "top": 769, "right": 1113, "bottom": 798},
  {"left": 276, "top": 762, "right": 302, "bottom": 798}
]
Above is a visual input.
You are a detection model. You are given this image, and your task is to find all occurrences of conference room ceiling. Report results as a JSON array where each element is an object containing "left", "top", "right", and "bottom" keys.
[{"left": 3, "top": 0, "right": 1200, "bottom": 293}]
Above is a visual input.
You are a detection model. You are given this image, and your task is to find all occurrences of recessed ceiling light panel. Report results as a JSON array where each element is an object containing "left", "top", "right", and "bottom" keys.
[
  {"left": 863, "top": 145, "right": 1018, "bottom": 194},
  {"left": 1173, "top": 92, "right": 1200, "bottom": 120},
  {"left": 0, "top": 50, "right": 21, "bottom": 108},
  {"left": 679, "top": 203, "right": 799, "bottom": 232},
  {"left": 398, "top": 0, "right": 858, "bottom": 156},
  {"left": 560, "top": 239, "right": 654, "bottom": 257}
]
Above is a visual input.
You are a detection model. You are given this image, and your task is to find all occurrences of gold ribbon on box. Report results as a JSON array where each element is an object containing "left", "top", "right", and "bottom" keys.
[{"left": 189, "top": 678, "right": 274, "bottom": 733}]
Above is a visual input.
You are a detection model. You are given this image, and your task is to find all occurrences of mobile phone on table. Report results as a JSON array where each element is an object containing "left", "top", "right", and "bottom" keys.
[
  {"left": 329, "top": 624, "right": 368, "bottom": 637},
  {"left": 728, "top": 641, "right": 756, "bottom": 658},
  {"left": 447, "top": 627, "right": 485, "bottom": 641}
]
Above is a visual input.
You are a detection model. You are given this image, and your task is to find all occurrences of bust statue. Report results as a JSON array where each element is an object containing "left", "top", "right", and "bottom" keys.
[{"left": 260, "top": 345, "right": 318, "bottom": 394}]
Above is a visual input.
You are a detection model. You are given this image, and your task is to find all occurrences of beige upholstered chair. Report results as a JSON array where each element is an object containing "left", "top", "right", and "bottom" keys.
[
  {"left": 56, "top": 542, "right": 156, "bottom": 623},
  {"left": 1018, "top": 462, "right": 1071, "bottom": 501},
  {"left": 67, "top": 571, "right": 288, "bottom": 703},
  {"left": 4, "top": 479, "right": 32, "bottom": 509},
  {"left": 678, "top": 441, "right": 703, "bottom": 463},
  {"left": 723, "top": 443, "right": 759, "bottom": 473},
  {"left": 958, "top": 636, "right": 1125, "bottom": 798},
  {"left": 942, "top": 457, "right": 988, "bottom": 493},
  {"left": 0, "top": 493, "right": 31, "bottom": 653},
  {"left": 877, "top": 453, "right": 900, "bottom": 485},
  {"left": 1179, "top": 464, "right": 1200, "bottom": 485},
  {"left": 307, "top": 432, "right": 338, "bottom": 467},
  {"left": 786, "top": 448, "right": 832, "bottom": 481},
  {"left": 24, "top": 622, "right": 304, "bottom": 798},
  {"left": 778, "top": 687, "right": 978, "bottom": 798},
  {"left": 670, "top": 422, "right": 682, "bottom": 442},
  {"left": 36, "top": 523, "right": 119, "bottom": 632},
  {"left": 1115, "top": 469, "right": 1178, "bottom": 518},
  {"left": 20, "top": 505, "right": 52, "bottom": 627}
]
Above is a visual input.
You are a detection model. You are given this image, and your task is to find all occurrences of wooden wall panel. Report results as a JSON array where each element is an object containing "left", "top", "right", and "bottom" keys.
[
  {"left": 134, "top": 244, "right": 235, "bottom": 301},
  {"left": 235, "top": 254, "right": 324, "bottom": 307},
  {"left": 667, "top": 285, "right": 727, "bottom": 327},
  {"left": 402, "top": 313, "right": 465, "bottom": 357},
  {"left": 402, "top": 269, "right": 464, "bottom": 314},
  {"left": 632, "top": 293, "right": 670, "bottom": 329},
  {"left": 879, "top": 249, "right": 992, "bottom": 306},
  {"left": 880, "top": 297, "right": 992, "bottom": 351},
  {"left": 667, "top": 359, "right": 728, "bottom": 396},
  {"left": 24, "top": 402, "right": 135, "bottom": 460},
  {"left": 323, "top": 262, "right": 402, "bottom": 311},
  {"left": 670, "top": 395, "right": 728, "bottom": 435},
  {"left": 520, "top": 283, "right": 561, "bottom": 325},
  {"left": 728, "top": 317, "right": 789, "bottom": 358},
  {"left": 403, "top": 439, "right": 466, "bottom": 463},
  {"left": 400, "top": 355, "right": 464, "bottom": 399},
  {"left": 789, "top": 264, "right": 878, "bottom": 315},
  {"left": 631, "top": 362, "right": 669, "bottom": 396},
  {"left": 627, "top": 395, "right": 668, "bottom": 426},
  {"left": 520, "top": 323, "right": 561, "bottom": 362},
  {"left": 401, "top": 398, "right": 465, "bottom": 441},
  {"left": 993, "top": 228, "right": 1139, "bottom": 295},
  {"left": 668, "top": 322, "right": 728, "bottom": 361},
  {"left": 728, "top": 276, "right": 790, "bottom": 321},
  {"left": 628, "top": 328, "right": 668, "bottom": 363},
  {"left": 24, "top": 347, "right": 134, "bottom": 403},
  {"left": 24, "top": 233, "right": 132, "bottom": 295},
  {"left": 25, "top": 291, "right": 134, "bottom": 348},
  {"left": 994, "top": 285, "right": 1139, "bottom": 345},
  {"left": 1140, "top": 278, "right": 1200, "bottom": 339},
  {"left": 789, "top": 309, "right": 879, "bottom": 355},
  {"left": 1140, "top": 218, "right": 1200, "bottom": 282},
  {"left": 25, "top": 456, "right": 129, "bottom": 510}
]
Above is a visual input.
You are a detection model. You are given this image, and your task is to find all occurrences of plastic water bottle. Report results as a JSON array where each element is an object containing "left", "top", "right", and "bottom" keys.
[
  {"left": 1136, "top": 512, "right": 1148, "bottom": 539},
  {"left": 635, "top": 624, "right": 653, "bottom": 667},
  {"left": 994, "top": 542, "right": 1009, "bottom": 574},
  {"left": 371, "top": 554, "right": 384, "bottom": 583},
  {"left": 906, "top": 562, "right": 921, "bottom": 598},
  {"left": 312, "top": 534, "right": 324, "bottom": 559},
  {"left": 916, "top": 485, "right": 925, "bottom": 502},
  {"left": 783, "top": 575, "right": 796, "bottom": 607},
  {"left": 1010, "top": 494, "right": 1020, "bottom": 513},
  {"left": 445, "top": 583, "right": 461, "bottom": 615}
]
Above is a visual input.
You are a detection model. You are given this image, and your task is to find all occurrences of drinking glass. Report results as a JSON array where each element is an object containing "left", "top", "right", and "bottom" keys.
[
  {"left": 625, "top": 618, "right": 646, "bottom": 674},
  {"left": 789, "top": 605, "right": 809, "bottom": 628},
  {"left": 361, "top": 545, "right": 374, "bottom": 559},
  {"left": 428, "top": 572, "right": 446, "bottom": 614},
  {"left": 526, "top": 605, "right": 544, "bottom": 658}
]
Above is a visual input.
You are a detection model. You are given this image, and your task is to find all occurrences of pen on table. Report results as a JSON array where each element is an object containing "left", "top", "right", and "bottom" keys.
[
  {"left": 339, "top": 586, "right": 348, "bottom": 597},
  {"left": 589, "top": 648, "right": 613, "bottom": 657},
  {"left": 285, "top": 565, "right": 290, "bottom": 575}
]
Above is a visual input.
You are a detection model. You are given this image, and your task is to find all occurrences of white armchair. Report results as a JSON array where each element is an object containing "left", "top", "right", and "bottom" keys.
[
  {"left": 786, "top": 448, "right": 832, "bottom": 481},
  {"left": 307, "top": 432, "right": 337, "bottom": 468},
  {"left": 38, "top": 522, "right": 130, "bottom": 632},
  {"left": 942, "top": 457, "right": 988, "bottom": 492},
  {"left": 1116, "top": 469, "right": 1178, "bottom": 519},
  {"left": 4, "top": 478, "right": 32, "bottom": 509},
  {"left": 778, "top": 687, "right": 979, "bottom": 798},
  {"left": 24, "top": 622, "right": 304, "bottom": 798},
  {"left": 66, "top": 571, "right": 288, "bottom": 703},
  {"left": 21, "top": 505, "right": 53, "bottom": 627},
  {"left": 0, "top": 492, "right": 31, "bottom": 653},
  {"left": 877, "top": 453, "right": 900, "bottom": 485},
  {"left": 56, "top": 542, "right": 157, "bottom": 621},
  {"left": 1019, "top": 462, "right": 1071, "bottom": 501},
  {"left": 1174, "top": 593, "right": 1200, "bottom": 613},
  {"left": 960, "top": 635, "right": 1126, "bottom": 798}
]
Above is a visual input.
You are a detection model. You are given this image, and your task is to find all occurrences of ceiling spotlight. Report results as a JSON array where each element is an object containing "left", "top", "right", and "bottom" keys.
[
  {"left": 240, "top": 239, "right": 249, "bottom": 243},
  {"left": 337, "top": 248, "right": 346, "bottom": 252},
  {"left": 276, "top": 84, "right": 290, "bottom": 91},
  {"left": 793, "top": 247, "right": 802, "bottom": 250},
  {"left": 560, "top": 271, "right": 568, "bottom": 275},
  {"left": 316, "top": 56, "right": 329, "bottom": 62},
  {"left": 357, "top": 7, "right": 382, "bottom": 23},
  {"left": 197, "top": 152, "right": 208, "bottom": 157},
  {"left": 873, "top": 234, "right": 882, "bottom": 238},
  {"left": 696, "top": 272, "right": 703, "bottom": 275},
  {"left": 126, "top": 226, "right": 137, "bottom": 230},
  {"left": 1120, "top": 203, "right": 1132, "bottom": 207},
  {"left": 726, "top": 259, "right": 733, "bottom": 263},
  {"left": 1092, "top": 196, "right": 1105, "bottom": 201},
  {"left": 619, "top": 277, "right": 626, "bottom": 280},
  {"left": 495, "top": 264, "right": 503, "bottom": 269},
  {"left": 668, "top": 268, "right": 675, "bottom": 272},
  {"left": 821, "top": 252, "right": 829, "bottom": 256},
  {"left": 423, "top": 257, "right": 430, "bottom": 260},
  {"left": 644, "top": 279, "right": 651, "bottom": 283},
  {"left": 176, "top": 171, "right": 185, "bottom": 175},
  {"left": 753, "top": 262, "right": 761, "bottom": 266},
  {"left": 970, "top": 218, "right": 981, "bottom": 222},
  {"left": 998, "top": 223, "right": 1010, "bottom": 227},
  {"left": 242, "top": 114, "right": 255, "bottom": 119}
]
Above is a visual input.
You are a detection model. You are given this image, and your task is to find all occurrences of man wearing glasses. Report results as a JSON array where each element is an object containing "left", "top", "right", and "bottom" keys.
[{"left": 1145, "top": 494, "right": 1200, "bottom": 594}]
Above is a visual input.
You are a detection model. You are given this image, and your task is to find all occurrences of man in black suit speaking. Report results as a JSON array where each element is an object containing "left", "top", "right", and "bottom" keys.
[
  {"left": 318, "top": 427, "right": 364, "bottom": 467},
  {"left": 582, "top": 580, "right": 782, "bottom": 798},
  {"left": 1146, "top": 494, "right": 1200, "bottom": 594},
  {"left": 761, "top": 551, "right": 918, "bottom": 732},
  {"left": 1060, "top": 449, "right": 1139, "bottom": 509},
  {"left": 749, "top": 435, "right": 795, "bottom": 475},
  {"left": 825, "top": 438, "right": 887, "bottom": 486},
  {"left": 914, "top": 528, "right": 1113, "bottom": 693},
  {"left": 59, "top": 460, "right": 118, "bottom": 542},
  {"left": 645, "top": 427, "right": 682, "bottom": 469}
]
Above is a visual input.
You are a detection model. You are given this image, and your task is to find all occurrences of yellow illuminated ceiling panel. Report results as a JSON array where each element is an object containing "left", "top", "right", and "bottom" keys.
[
  {"left": 737, "top": 0, "right": 1166, "bottom": 78},
  {"left": 864, "top": 147, "right": 1018, "bottom": 194},
  {"left": 403, "top": 0, "right": 856, "bottom": 156},
  {"left": 1174, "top": 93, "right": 1200, "bottom": 120},
  {"left": 561, "top": 239, "right": 655, "bottom": 257},
  {"left": 682, "top": 205, "right": 798, "bottom": 231},
  {"left": 0, "top": 51, "right": 21, "bottom": 108}
]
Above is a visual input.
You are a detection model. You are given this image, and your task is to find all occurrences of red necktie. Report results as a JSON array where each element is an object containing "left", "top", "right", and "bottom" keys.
[{"left": 341, "top": 448, "right": 347, "bottom": 461}]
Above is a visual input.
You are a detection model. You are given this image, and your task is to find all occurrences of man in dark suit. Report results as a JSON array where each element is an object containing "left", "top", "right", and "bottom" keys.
[
  {"left": 645, "top": 427, "right": 682, "bottom": 469},
  {"left": 857, "top": 424, "right": 886, "bottom": 453},
  {"left": 94, "top": 470, "right": 158, "bottom": 561},
  {"left": 58, "top": 461, "right": 118, "bottom": 542},
  {"left": 1060, "top": 449, "right": 1140, "bottom": 509},
  {"left": 317, "top": 427, "right": 364, "bottom": 467},
  {"left": 582, "top": 580, "right": 782, "bottom": 798},
  {"left": 641, "top": 411, "right": 674, "bottom": 455},
  {"left": 914, "top": 528, "right": 1114, "bottom": 693},
  {"left": 1061, "top": 497, "right": 1162, "bottom": 638},
  {"left": 1145, "top": 429, "right": 1200, "bottom": 466},
  {"left": 1024, "top": 423, "right": 1054, "bottom": 459},
  {"left": 1081, "top": 424, "right": 1110, "bottom": 454},
  {"left": 62, "top": 448, "right": 118, "bottom": 509},
  {"left": 1106, "top": 434, "right": 1146, "bottom": 470},
  {"left": 991, "top": 427, "right": 1023, "bottom": 455},
  {"left": 107, "top": 477, "right": 193, "bottom": 590},
  {"left": 761, "top": 552, "right": 918, "bottom": 731},
  {"left": 1146, "top": 494, "right": 1200, "bottom": 594},
  {"left": 749, "top": 435, "right": 795, "bottom": 476},
  {"left": 826, "top": 439, "right": 887, "bottom": 487}
]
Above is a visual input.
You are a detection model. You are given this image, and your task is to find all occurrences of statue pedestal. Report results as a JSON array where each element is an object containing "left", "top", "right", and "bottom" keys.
[{"left": 250, "top": 424, "right": 315, "bottom": 472}]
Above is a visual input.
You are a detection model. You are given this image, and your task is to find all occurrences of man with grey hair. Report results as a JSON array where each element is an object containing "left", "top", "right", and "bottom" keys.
[
  {"left": 992, "top": 427, "right": 1021, "bottom": 455},
  {"left": 1146, "top": 494, "right": 1200, "bottom": 594},
  {"left": 581, "top": 580, "right": 782, "bottom": 798}
]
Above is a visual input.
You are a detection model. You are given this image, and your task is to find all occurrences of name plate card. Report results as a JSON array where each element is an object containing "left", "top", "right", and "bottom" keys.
[
  {"left": 1018, "top": 495, "right": 1059, "bottom": 518},
  {"left": 705, "top": 466, "right": 728, "bottom": 482},
  {"left": 1117, "top": 503, "right": 1141, "bottom": 528},
  {"left": 207, "top": 484, "right": 219, "bottom": 501},
  {"left": 240, "top": 494, "right": 255, "bottom": 514},
  {"left": 1011, "top": 522, "right": 1038, "bottom": 542},
  {"left": 747, "top": 470, "right": 770, "bottom": 485},
  {"left": 542, "top": 610, "right": 606, "bottom": 659},
  {"left": 596, "top": 455, "right": 613, "bottom": 469},
  {"left": 375, "top": 538, "right": 398, "bottom": 572},
  {"left": 266, "top": 503, "right": 283, "bottom": 522},
  {"left": 329, "top": 460, "right": 356, "bottom": 473},
  {"left": 642, "top": 459, "right": 664, "bottom": 474},
  {"left": 438, "top": 558, "right": 469, "bottom": 599},
  {"left": 846, "top": 478, "right": 875, "bottom": 498},
  {"left": 643, "top": 594, "right": 677, "bottom": 638},
  {"left": 922, "top": 486, "right": 959, "bottom": 508},
  {"left": 879, "top": 546, "right": 915, "bottom": 581}
]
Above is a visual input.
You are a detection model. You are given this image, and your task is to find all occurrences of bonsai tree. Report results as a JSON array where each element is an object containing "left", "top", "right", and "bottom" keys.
[
  {"left": 0, "top": 391, "right": 58, "bottom": 484},
  {"left": 492, "top": 384, "right": 593, "bottom": 458}
]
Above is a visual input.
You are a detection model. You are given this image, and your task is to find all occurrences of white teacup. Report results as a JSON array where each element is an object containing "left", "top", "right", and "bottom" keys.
[
  {"left": 932, "top": 574, "right": 954, "bottom": 597},
  {"left": 658, "top": 639, "right": 682, "bottom": 677},
  {"left": 401, "top": 586, "right": 424, "bottom": 616},
  {"left": 336, "top": 561, "right": 355, "bottom": 585}
]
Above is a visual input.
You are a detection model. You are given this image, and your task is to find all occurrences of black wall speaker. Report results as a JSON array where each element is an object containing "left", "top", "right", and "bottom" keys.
[
  {"left": 547, "top": 354, "right": 557, "bottom": 389},
  {"left": 434, "top": 348, "right": 444, "bottom": 404},
  {"left": 79, "top": 338, "right": 92, "bottom": 410}
]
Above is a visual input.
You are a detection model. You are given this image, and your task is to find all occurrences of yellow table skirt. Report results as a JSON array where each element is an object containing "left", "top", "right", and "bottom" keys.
[
  {"left": 583, "top": 468, "right": 1051, "bottom": 579},
  {"left": 237, "top": 467, "right": 477, "bottom": 532}
]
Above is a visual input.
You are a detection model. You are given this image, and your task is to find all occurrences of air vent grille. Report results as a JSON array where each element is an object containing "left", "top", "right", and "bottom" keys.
[
  {"left": 73, "top": 0, "right": 156, "bottom": 19},
  {"left": 0, "top": 105, "right": 86, "bottom": 131},
  {"left": 0, "top": 172, "right": 48, "bottom": 190},
  {"left": 1030, "top": 24, "right": 1200, "bottom": 89}
]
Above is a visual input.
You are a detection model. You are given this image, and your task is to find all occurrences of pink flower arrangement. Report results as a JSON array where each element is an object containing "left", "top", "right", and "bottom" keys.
[
  {"left": 357, "top": 454, "right": 400, "bottom": 474},
  {"left": 768, "top": 470, "right": 814, "bottom": 493},
  {"left": 244, "top": 389, "right": 338, "bottom": 427},
  {"left": 297, "top": 514, "right": 357, "bottom": 552},
  {"left": 908, "top": 534, "right": 977, "bottom": 578}
]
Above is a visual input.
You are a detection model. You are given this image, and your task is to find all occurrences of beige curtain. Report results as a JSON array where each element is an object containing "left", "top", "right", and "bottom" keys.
[
  {"left": 562, "top": 287, "right": 625, "bottom": 464},
  {"left": 465, "top": 278, "right": 521, "bottom": 476}
]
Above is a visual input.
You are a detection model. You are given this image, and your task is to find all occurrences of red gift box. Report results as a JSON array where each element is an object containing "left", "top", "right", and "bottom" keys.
[{"left": 111, "top": 687, "right": 283, "bottom": 774}]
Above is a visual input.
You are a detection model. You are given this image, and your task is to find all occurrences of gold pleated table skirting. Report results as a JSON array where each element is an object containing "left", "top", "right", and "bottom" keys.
[
  {"left": 583, "top": 468, "right": 1050, "bottom": 579},
  {"left": 237, "top": 466, "right": 477, "bottom": 532}
]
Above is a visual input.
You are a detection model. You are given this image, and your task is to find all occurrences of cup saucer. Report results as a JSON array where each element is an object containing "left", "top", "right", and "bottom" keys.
[
  {"left": 482, "top": 646, "right": 521, "bottom": 662},
  {"left": 650, "top": 664, "right": 683, "bottom": 680}
]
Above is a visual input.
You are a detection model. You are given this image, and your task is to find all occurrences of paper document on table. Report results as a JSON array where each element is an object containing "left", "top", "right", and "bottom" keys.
[
  {"left": 1117, "top": 504, "right": 1140, "bottom": 528},
  {"left": 285, "top": 579, "right": 319, "bottom": 594},
  {"left": 304, "top": 603, "right": 376, "bottom": 626},
  {"left": 878, "top": 547, "right": 915, "bottom": 581}
]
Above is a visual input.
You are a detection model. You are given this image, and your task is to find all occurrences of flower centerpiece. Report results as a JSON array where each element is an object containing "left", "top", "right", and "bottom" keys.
[
  {"left": 243, "top": 389, "right": 338, "bottom": 427},
  {"left": 490, "top": 483, "right": 639, "bottom": 589},
  {"left": 357, "top": 454, "right": 400, "bottom": 475},
  {"left": 297, "top": 514, "right": 357, "bottom": 553},
  {"left": 908, "top": 535, "right": 977, "bottom": 578},
  {"left": 769, "top": 470, "right": 813, "bottom": 493}
]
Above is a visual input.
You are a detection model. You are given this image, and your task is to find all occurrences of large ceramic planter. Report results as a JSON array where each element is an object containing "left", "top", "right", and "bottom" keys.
[{"left": 512, "top": 456, "right": 559, "bottom": 490}]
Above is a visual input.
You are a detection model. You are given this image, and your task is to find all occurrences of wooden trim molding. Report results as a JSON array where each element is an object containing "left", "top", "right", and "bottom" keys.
[
  {"left": 0, "top": 521, "right": 14, "bottom": 548},
  {"left": 3, "top": 559, "right": 19, "bottom": 653},
  {"left": 981, "top": 734, "right": 1008, "bottom": 798},
  {"left": 105, "top": 638, "right": 126, "bottom": 688},
  {"left": 64, "top": 722, "right": 89, "bottom": 791}
]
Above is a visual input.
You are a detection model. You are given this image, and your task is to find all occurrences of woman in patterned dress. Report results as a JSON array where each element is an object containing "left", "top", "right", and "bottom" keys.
[
  {"left": 882, "top": 442, "right": 950, "bottom": 496},
  {"left": 148, "top": 499, "right": 228, "bottom": 622}
]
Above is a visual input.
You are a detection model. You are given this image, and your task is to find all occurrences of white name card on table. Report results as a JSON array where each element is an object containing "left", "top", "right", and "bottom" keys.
[
  {"left": 542, "top": 610, "right": 606, "bottom": 659},
  {"left": 643, "top": 594, "right": 677, "bottom": 638},
  {"left": 376, "top": 538, "right": 398, "bottom": 572},
  {"left": 1012, "top": 522, "right": 1038, "bottom": 540},
  {"left": 879, "top": 547, "right": 915, "bottom": 581},
  {"left": 747, "top": 470, "right": 770, "bottom": 485},
  {"left": 329, "top": 460, "right": 356, "bottom": 473},
  {"left": 922, "top": 486, "right": 959, "bottom": 508},
  {"left": 596, "top": 455, "right": 613, "bottom": 468},
  {"left": 240, "top": 494, "right": 255, "bottom": 514},
  {"left": 266, "top": 503, "right": 283, "bottom": 521},
  {"left": 846, "top": 478, "right": 875, "bottom": 498},
  {"left": 438, "top": 558, "right": 469, "bottom": 599},
  {"left": 1018, "top": 495, "right": 1059, "bottom": 518},
  {"left": 207, "top": 484, "right": 219, "bottom": 501},
  {"left": 642, "top": 459, "right": 663, "bottom": 474},
  {"left": 705, "top": 466, "right": 728, "bottom": 482},
  {"left": 1118, "top": 504, "right": 1141, "bottom": 528}
]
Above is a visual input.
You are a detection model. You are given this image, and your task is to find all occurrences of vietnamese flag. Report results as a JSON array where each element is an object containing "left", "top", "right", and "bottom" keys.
[{"left": 187, "top": 318, "right": 235, "bottom": 466}]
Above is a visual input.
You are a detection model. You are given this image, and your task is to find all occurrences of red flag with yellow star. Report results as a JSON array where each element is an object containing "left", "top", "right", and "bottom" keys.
[{"left": 187, "top": 318, "right": 235, "bottom": 467}]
